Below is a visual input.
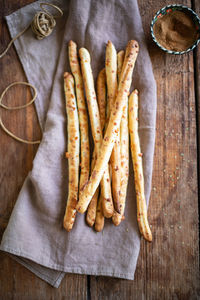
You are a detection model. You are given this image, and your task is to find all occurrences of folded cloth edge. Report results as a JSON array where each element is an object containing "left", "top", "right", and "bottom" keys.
[
  {"left": 0, "top": 246, "right": 136, "bottom": 281},
  {"left": 9, "top": 254, "right": 65, "bottom": 288}
]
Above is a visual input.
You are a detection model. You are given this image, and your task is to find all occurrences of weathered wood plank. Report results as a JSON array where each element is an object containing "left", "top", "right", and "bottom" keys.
[
  {"left": 0, "top": 0, "right": 40, "bottom": 236},
  {"left": 0, "top": 0, "right": 34, "bottom": 17},
  {"left": 0, "top": 1, "right": 87, "bottom": 298},
  {"left": 0, "top": 252, "right": 87, "bottom": 300},
  {"left": 194, "top": 0, "right": 200, "bottom": 199},
  {"left": 90, "top": 0, "right": 200, "bottom": 299}
]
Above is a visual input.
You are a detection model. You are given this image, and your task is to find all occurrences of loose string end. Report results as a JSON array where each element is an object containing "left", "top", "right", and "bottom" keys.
[{"left": 0, "top": 82, "right": 41, "bottom": 145}]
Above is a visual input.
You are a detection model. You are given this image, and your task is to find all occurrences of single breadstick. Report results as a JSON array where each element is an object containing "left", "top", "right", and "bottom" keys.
[
  {"left": 63, "top": 72, "right": 80, "bottom": 232},
  {"left": 68, "top": 40, "right": 90, "bottom": 196},
  {"left": 94, "top": 68, "right": 107, "bottom": 230},
  {"left": 113, "top": 50, "right": 129, "bottom": 226},
  {"left": 77, "top": 39, "right": 139, "bottom": 214},
  {"left": 95, "top": 194, "right": 105, "bottom": 232},
  {"left": 87, "top": 68, "right": 107, "bottom": 226},
  {"left": 112, "top": 102, "right": 129, "bottom": 225},
  {"left": 129, "top": 90, "right": 152, "bottom": 242},
  {"left": 78, "top": 48, "right": 113, "bottom": 217},
  {"left": 86, "top": 151, "right": 99, "bottom": 227},
  {"left": 97, "top": 68, "right": 106, "bottom": 131},
  {"left": 100, "top": 68, "right": 112, "bottom": 217},
  {"left": 111, "top": 51, "right": 125, "bottom": 225},
  {"left": 105, "top": 40, "right": 121, "bottom": 214}
]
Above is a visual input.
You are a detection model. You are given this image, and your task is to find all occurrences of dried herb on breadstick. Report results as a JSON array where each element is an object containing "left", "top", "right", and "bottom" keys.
[
  {"left": 129, "top": 90, "right": 152, "bottom": 242},
  {"left": 78, "top": 48, "right": 113, "bottom": 217},
  {"left": 68, "top": 40, "right": 90, "bottom": 196},
  {"left": 105, "top": 40, "right": 121, "bottom": 214},
  {"left": 113, "top": 50, "right": 129, "bottom": 226},
  {"left": 63, "top": 72, "right": 80, "bottom": 232},
  {"left": 77, "top": 39, "right": 139, "bottom": 214},
  {"left": 86, "top": 151, "right": 99, "bottom": 227}
]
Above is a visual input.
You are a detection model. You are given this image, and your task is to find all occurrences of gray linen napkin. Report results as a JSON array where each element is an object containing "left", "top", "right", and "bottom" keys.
[{"left": 0, "top": 0, "right": 157, "bottom": 288}]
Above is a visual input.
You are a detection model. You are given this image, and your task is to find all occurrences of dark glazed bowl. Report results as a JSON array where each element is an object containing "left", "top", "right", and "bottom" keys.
[{"left": 151, "top": 4, "right": 200, "bottom": 54}]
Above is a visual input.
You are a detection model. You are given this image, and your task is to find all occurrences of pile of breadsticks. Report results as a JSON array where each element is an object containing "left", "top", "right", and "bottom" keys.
[{"left": 63, "top": 40, "right": 152, "bottom": 242}]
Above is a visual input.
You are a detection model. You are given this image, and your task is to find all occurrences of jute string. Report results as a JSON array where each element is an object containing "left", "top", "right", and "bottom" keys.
[
  {"left": 0, "top": 3, "right": 63, "bottom": 144},
  {"left": 0, "top": 82, "right": 41, "bottom": 144}
]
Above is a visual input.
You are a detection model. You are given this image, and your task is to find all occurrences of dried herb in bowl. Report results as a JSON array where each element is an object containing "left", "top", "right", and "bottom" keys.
[{"left": 153, "top": 10, "right": 199, "bottom": 52}]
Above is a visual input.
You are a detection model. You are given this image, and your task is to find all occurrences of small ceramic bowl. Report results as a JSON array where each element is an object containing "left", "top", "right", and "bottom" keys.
[{"left": 151, "top": 4, "right": 200, "bottom": 54}]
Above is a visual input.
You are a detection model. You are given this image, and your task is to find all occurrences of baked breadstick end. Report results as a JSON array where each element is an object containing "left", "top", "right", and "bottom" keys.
[
  {"left": 63, "top": 72, "right": 80, "bottom": 232},
  {"left": 105, "top": 40, "right": 121, "bottom": 214},
  {"left": 68, "top": 40, "right": 90, "bottom": 197},
  {"left": 129, "top": 89, "right": 152, "bottom": 242},
  {"left": 112, "top": 49, "right": 128, "bottom": 226},
  {"left": 94, "top": 194, "right": 105, "bottom": 232}
]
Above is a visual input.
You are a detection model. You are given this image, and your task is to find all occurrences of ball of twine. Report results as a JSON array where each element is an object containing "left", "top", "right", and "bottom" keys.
[
  {"left": 31, "top": 11, "right": 56, "bottom": 40},
  {"left": 31, "top": 2, "right": 63, "bottom": 40}
]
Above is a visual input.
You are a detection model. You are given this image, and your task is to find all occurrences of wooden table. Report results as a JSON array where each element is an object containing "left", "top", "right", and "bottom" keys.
[{"left": 0, "top": 0, "right": 199, "bottom": 299}]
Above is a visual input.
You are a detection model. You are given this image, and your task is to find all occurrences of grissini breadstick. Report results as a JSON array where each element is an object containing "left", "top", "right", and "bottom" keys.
[
  {"left": 113, "top": 50, "right": 129, "bottom": 226},
  {"left": 105, "top": 40, "right": 121, "bottom": 214},
  {"left": 77, "top": 40, "right": 139, "bottom": 214},
  {"left": 112, "top": 102, "right": 129, "bottom": 225},
  {"left": 63, "top": 72, "right": 80, "bottom": 232},
  {"left": 68, "top": 40, "right": 90, "bottom": 196},
  {"left": 86, "top": 68, "right": 107, "bottom": 226},
  {"left": 95, "top": 194, "right": 105, "bottom": 232},
  {"left": 86, "top": 151, "right": 99, "bottom": 227},
  {"left": 112, "top": 51, "right": 124, "bottom": 225},
  {"left": 129, "top": 90, "right": 152, "bottom": 242},
  {"left": 94, "top": 68, "right": 107, "bottom": 230},
  {"left": 78, "top": 48, "right": 114, "bottom": 218},
  {"left": 104, "top": 78, "right": 112, "bottom": 179}
]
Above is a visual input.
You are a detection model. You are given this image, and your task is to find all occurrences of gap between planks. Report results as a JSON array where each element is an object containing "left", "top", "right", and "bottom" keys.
[{"left": 192, "top": 0, "right": 200, "bottom": 251}]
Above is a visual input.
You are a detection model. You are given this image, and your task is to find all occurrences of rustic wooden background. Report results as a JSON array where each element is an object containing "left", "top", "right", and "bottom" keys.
[{"left": 0, "top": 0, "right": 199, "bottom": 299}]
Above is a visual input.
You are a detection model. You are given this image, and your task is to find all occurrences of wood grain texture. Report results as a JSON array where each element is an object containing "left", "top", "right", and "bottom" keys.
[
  {"left": 0, "top": 253, "right": 87, "bottom": 300},
  {"left": 90, "top": 0, "right": 200, "bottom": 299},
  {"left": 194, "top": 0, "right": 200, "bottom": 206},
  {"left": 0, "top": 0, "right": 199, "bottom": 299}
]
